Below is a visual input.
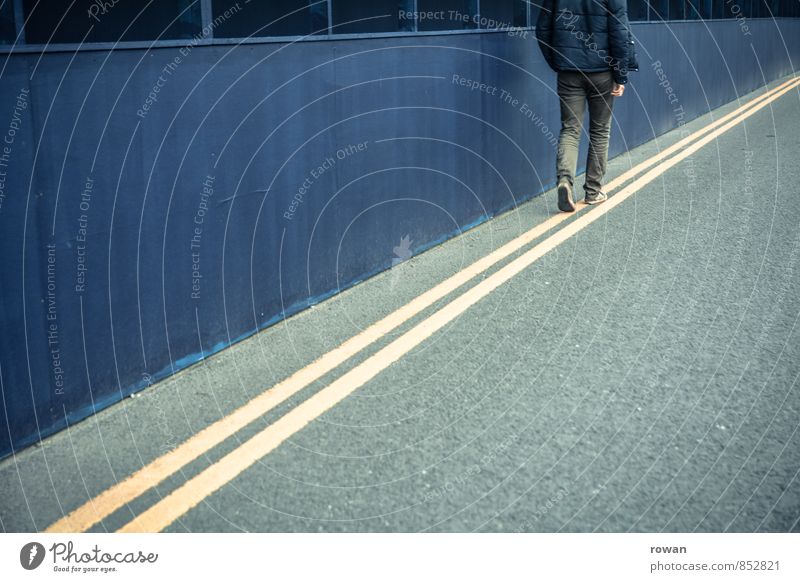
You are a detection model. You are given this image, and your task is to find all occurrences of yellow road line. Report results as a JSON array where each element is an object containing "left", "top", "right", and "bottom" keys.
[
  {"left": 117, "top": 76, "right": 800, "bottom": 533},
  {"left": 599, "top": 75, "right": 798, "bottom": 191},
  {"left": 47, "top": 76, "right": 798, "bottom": 534},
  {"left": 46, "top": 75, "right": 798, "bottom": 534}
]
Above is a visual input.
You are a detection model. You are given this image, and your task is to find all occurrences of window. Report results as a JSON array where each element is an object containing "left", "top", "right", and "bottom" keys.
[
  {"left": 713, "top": 0, "right": 729, "bottom": 19},
  {"left": 0, "top": 0, "right": 16, "bottom": 44},
  {"left": 332, "top": 0, "right": 415, "bottom": 34},
  {"left": 22, "top": 0, "right": 201, "bottom": 44},
  {"left": 648, "top": 0, "right": 670, "bottom": 19},
  {"left": 6, "top": 0, "right": 800, "bottom": 48},
  {"left": 417, "top": 0, "right": 478, "bottom": 31},
  {"left": 529, "top": 0, "right": 541, "bottom": 25},
  {"left": 211, "top": 0, "right": 328, "bottom": 38},
  {"left": 781, "top": 0, "right": 800, "bottom": 16},
  {"left": 753, "top": 0, "right": 780, "bottom": 18},
  {"left": 757, "top": 0, "right": 781, "bottom": 16},
  {"left": 684, "top": 0, "right": 711, "bottom": 18},
  {"left": 628, "top": 0, "right": 650, "bottom": 20},
  {"left": 480, "top": 0, "right": 529, "bottom": 29},
  {"left": 666, "top": 0, "right": 683, "bottom": 19}
]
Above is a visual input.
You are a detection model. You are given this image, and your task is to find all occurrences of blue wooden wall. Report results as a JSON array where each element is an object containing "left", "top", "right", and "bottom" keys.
[{"left": 1, "top": 19, "right": 798, "bottom": 458}]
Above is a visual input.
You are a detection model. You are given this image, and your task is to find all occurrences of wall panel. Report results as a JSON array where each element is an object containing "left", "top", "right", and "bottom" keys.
[{"left": 1, "top": 19, "right": 798, "bottom": 457}]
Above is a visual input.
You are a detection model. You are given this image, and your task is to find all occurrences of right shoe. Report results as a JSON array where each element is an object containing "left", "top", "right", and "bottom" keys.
[
  {"left": 557, "top": 180, "right": 575, "bottom": 212},
  {"left": 584, "top": 191, "right": 608, "bottom": 205}
]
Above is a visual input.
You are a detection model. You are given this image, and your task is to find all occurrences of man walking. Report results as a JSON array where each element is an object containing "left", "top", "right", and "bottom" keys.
[{"left": 536, "top": 0, "right": 634, "bottom": 211}]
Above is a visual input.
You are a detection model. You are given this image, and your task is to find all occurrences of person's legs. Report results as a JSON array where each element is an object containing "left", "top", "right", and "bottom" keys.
[
  {"left": 583, "top": 71, "right": 615, "bottom": 202},
  {"left": 556, "top": 71, "right": 587, "bottom": 192}
]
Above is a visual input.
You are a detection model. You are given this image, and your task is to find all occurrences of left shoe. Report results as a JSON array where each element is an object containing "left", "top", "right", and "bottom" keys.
[{"left": 557, "top": 180, "right": 575, "bottom": 212}]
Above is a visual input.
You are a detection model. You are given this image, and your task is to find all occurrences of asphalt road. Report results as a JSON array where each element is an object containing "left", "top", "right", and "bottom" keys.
[{"left": 1, "top": 76, "right": 799, "bottom": 533}]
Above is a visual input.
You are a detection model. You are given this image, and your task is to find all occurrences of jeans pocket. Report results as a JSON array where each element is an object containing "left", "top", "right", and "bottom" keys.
[{"left": 586, "top": 70, "right": 614, "bottom": 95}]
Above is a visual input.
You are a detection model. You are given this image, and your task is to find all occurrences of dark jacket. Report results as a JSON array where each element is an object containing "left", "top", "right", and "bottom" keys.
[{"left": 536, "top": 0, "right": 636, "bottom": 85}]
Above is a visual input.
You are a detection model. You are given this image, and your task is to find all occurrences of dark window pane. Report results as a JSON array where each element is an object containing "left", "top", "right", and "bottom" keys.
[
  {"left": 764, "top": 0, "right": 780, "bottom": 15},
  {"left": 417, "top": 0, "right": 478, "bottom": 31},
  {"left": 212, "top": 0, "right": 328, "bottom": 38},
  {"left": 720, "top": 0, "right": 747, "bottom": 17},
  {"left": 1, "top": 0, "right": 15, "bottom": 44},
  {"left": 332, "top": 1, "right": 415, "bottom": 34},
  {"left": 685, "top": 0, "right": 711, "bottom": 17},
  {"left": 649, "top": 0, "right": 670, "bottom": 19},
  {"left": 629, "top": 0, "right": 650, "bottom": 20},
  {"left": 751, "top": 0, "right": 770, "bottom": 16},
  {"left": 530, "top": 1, "right": 540, "bottom": 26},
  {"left": 738, "top": 0, "right": 752, "bottom": 17},
  {"left": 23, "top": 0, "right": 201, "bottom": 44},
  {"left": 479, "top": 0, "right": 528, "bottom": 29},
  {"left": 514, "top": 0, "right": 528, "bottom": 27}
]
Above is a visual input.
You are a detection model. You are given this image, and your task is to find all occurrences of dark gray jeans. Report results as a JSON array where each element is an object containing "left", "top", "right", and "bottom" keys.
[{"left": 556, "top": 70, "right": 616, "bottom": 197}]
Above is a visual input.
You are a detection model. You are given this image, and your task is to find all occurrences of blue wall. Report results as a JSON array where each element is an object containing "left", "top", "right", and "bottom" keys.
[{"left": 1, "top": 19, "right": 798, "bottom": 458}]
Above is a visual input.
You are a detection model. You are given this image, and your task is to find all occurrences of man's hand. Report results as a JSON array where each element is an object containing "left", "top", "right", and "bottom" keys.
[{"left": 611, "top": 83, "right": 625, "bottom": 97}]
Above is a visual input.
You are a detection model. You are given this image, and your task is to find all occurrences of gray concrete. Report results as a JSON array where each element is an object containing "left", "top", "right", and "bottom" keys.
[{"left": 1, "top": 76, "right": 799, "bottom": 533}]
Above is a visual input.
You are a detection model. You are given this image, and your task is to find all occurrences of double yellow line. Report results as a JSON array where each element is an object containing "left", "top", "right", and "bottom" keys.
[{"left": 47, "top": 75, "right": 799, "bottom": 533}]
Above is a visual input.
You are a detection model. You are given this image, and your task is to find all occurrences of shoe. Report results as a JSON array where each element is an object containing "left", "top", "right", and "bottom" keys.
[
  {"left": 584, "top": 191, "right": 608, "bottom": 205},
  {"left": 557, "top": 180, "right": 575, "bottom": 212}
]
